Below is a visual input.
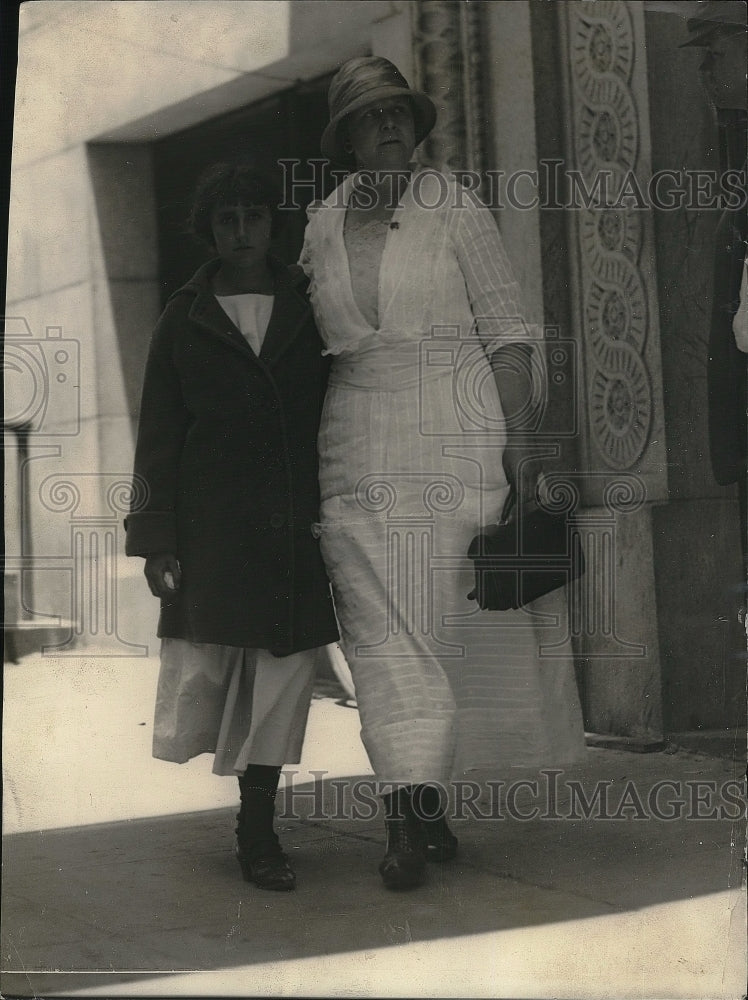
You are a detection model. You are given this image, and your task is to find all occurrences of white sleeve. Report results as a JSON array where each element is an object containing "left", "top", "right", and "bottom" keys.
[
  {"left": 298, "top": 225, "right": 314, "bottom": 279},
  {"left": 733, "top": 254, "right": 748, "bottom": 354},
  {"left": 297, "top": 200, "right": 323, "bottom": 278},
  {"left": 450, "top": 187, "right": 539, "bottom": 356}
]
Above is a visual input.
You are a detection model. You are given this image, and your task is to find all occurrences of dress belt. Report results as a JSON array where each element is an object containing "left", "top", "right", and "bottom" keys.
[{"left": 328, "top": 355, "right": 451, "bottom": 392}]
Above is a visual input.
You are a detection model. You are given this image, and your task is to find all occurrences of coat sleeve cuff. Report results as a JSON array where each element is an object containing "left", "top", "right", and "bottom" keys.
[{"left": 124, "top": 511, "right": 177, "bottom": 557}]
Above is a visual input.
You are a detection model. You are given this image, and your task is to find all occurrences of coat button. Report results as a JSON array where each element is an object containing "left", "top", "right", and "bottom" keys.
[{"left": 270, "top": 513, "right": 285, "bottom": 528}]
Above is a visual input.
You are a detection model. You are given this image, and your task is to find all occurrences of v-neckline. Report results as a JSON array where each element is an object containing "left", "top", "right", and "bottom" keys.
[{"left": 337, "top": 172, "right": 411, "bottom": 333}]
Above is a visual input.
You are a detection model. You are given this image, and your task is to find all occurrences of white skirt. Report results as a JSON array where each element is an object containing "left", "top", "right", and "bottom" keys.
[
  {"left": 153, "top": 639, "right": 318, "bottom": 775},
  {"left": 317, "top": 350, "right": 586, "bottom": 784}
]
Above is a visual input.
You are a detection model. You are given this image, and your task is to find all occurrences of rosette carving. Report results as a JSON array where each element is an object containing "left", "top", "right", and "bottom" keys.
[
  {"left": 566, "top": 0, "right": 653, "bottom": 470},
  {"left": 590, "top": 343, "right": 652, "bottom": 470}
]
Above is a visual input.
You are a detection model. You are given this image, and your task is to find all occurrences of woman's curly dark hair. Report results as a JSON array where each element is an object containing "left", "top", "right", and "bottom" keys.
[{"left": 188, "top": 162, "right": 284, "bottom": 245}]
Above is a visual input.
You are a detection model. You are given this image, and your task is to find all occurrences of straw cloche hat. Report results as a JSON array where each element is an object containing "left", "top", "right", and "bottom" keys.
[{"left": 321, "top": 56, "right": 437, "bottom": 161}]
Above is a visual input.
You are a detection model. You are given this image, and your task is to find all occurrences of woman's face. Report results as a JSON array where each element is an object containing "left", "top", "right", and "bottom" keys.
[
  {"left": 210, "top": 203, "right": 273, "bottom": 269},
  {"left": 346, "top": 96, "right": 416, "bottom": 171}
]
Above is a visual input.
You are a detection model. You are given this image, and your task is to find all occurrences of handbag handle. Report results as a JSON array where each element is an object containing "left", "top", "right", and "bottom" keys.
[
  {"left": 499, "top": 488, "right": 517, "bottom": 526},
  {"left": 500, "top": 471, "right": 548, "bottom": 525}
]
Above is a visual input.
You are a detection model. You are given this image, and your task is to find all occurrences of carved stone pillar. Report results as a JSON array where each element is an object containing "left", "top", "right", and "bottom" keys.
[
  {"left": 559, "top": 0, "right": 668, "bottom": 494},
  {"left": 557, "top": 0, "right": 668, "bottom": 739},
  {"left": 411, "top": 0, "right": 487, "bottom": 174}
]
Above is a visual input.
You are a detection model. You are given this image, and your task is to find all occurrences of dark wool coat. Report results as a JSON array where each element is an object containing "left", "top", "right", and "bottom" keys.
[
  {"left": 125, "top": 258, "right": 339, "bottom": 655},
  {"left": 708, "top": 206, "right": 747, "bottom": 486}
]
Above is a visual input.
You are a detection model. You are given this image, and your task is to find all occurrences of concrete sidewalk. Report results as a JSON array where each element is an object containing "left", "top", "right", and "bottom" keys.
[{"left": 2, "top": 652, "right": 746, "bottom": 998}]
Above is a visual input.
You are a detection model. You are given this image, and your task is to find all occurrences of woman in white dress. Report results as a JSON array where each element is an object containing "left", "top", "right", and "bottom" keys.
[{"left": 301, "top": 57, "right": 585, "bottom": 889}]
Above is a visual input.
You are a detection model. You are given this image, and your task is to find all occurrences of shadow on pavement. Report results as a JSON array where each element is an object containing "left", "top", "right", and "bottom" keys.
[{"left": 2, "top": 750, "right": 743, "bottom": 997}]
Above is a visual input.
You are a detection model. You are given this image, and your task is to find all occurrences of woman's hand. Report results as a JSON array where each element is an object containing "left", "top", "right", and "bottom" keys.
[{"left": 144, "top": 553, "right": 181, "bottom": 599}]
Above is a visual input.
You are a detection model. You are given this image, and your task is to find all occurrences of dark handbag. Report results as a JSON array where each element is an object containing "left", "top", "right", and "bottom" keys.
[{"left": 467, "top": 492, "right": 585, "bottom": 610}]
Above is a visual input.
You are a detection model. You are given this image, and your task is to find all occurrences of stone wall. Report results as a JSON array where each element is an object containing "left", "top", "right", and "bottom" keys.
[{"left": 645, "top": 9, "right": 745, "bottom": 729}]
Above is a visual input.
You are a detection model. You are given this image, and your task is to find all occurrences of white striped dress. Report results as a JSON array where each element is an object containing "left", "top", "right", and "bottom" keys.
[{"left": 301, "top": 169, "right": 585, "bottom": 784}]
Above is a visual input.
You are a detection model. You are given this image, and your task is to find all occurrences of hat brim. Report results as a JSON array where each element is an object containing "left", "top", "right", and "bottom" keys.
[
  {"left": 321, "top": 86, "right": 437, "bottom": 161},
  {"left": 679, "top": 21, "right": 746, "bottom": 45},
  {"left": 680, "top": 24, "right": 720, "bottom": 45}
]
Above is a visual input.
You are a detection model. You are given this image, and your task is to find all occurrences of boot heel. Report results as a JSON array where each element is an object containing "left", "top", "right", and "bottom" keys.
[
  {"left": 236, "top": 842, "right": 254, "bottom": 883},
  {"left": 412, "top": 784, "right": 458, "bottom": 862},
  {"left": 421, "top": 816, "right": 458, "bottom": 862}
]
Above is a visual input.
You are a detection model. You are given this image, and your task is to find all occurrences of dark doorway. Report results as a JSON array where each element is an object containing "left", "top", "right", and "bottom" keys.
[{"left": 153, "top": 73, "right": 338, "bottom": 301}]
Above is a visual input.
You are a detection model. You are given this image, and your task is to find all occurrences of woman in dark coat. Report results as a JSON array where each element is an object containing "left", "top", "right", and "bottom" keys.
[{"left": 126, "top": 163, "right": 338, "bottom": 891}]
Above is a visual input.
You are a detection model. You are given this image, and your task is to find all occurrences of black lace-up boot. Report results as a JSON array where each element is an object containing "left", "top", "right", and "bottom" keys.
[
  {"left": 236, "top": 765, "right": 295, "bottom": 891},
  {"left": 378, "top": 786, "right": 427, "bottom": 890}
]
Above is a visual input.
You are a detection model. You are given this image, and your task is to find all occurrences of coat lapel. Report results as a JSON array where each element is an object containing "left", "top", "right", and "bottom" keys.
[
  {"left": 184, "top": 258, "right": 311, "bottom": 368},
  {"left": 189, "top": 289, "right": 258, "bottom": 361},
  {"left": 259, "top": 262, "right": 311, "bottom": 367}
]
